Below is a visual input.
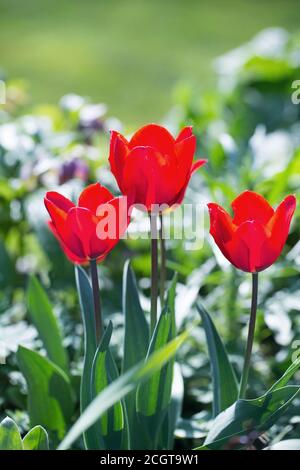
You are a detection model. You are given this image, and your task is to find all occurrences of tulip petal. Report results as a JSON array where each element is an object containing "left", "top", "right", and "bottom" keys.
[
  {"left": 175, "top": 126, "right": 193, "bottom": 142},
  {"left": 78, "top": 182, "right": 114, "bottom": 215},
  {"left": 47, "top": 210, "right": 86, "bottom": 260},
  {"left": 109, "top": 131, "right": 129, "bottom": 191},
  {"left": 170, "top": 158, "right": 206, "bottom": 206},
  {"left": 48, "top": 221, "right": 87, "bottom": 264},
  {"left": 229, "top": 220, "right": 268, "bottom": 272},
  {"left": 207, "top": 203, "right": 238, "bottom": 264},
  {"left": 67, "top": 197, "right": 130, "bottom": 260},
  {"left": 45, "top": 191, "right": 75, "bottom": 216},
  {"left": 121, "top": 146, "right": 179, "bottom": 209},
  {"left": 96, "top": 196, "right": 130, "bottom": 258},
  {"left": 67, "top": 207, "right": 107, "bottom": 259},
  {"left": 129, "top": 124, "right": 175, "bottom": 156},
  {"left": 231, "top": 191, "right": 274, "bottom": 225},
  {"left": 174, "top": 134, "right": 197, "bottom": 180},
  {"left": 260, "top": 195, "right": 297, "bottom": 267},
  {"left": 191, "top": 159, "right": 207, "bottom": 173},
  {"left": 208, "top": 204, "right": 268, "bottom": 272},
  {"left": 44, "top": 194, "right": 85, "bottom": 259}
]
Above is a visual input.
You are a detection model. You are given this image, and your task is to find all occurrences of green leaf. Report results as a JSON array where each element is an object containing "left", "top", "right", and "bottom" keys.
[
  {"left": 157, "top": 275, "right": 180, "bottom": 450},
  {"left": 165, "top": 273, "right": 177, "bottom": 338},
  {"left": 137, "top": 275, "right": 177, "bottom": 418},
  {"left": 122, "top": 260, "right": 149, "bottom": 449},
  {"left": 17, "top": 346, "right": 74, "bottom": 440},
  {"left": 23, "top": 426, "right": 49, "bottom": 450},
  {"left": 0, "top": 417, "right": 23, "bottom": 450},
  {"left": 122, "top": 260, "right": 149, "bottom": 372},
  {"left": 91, "top": 321, "right": 124, "bottom": 450},
  {"left": 197, "top": 303, "right": 238, "bottom": 417},
  {"left": 197, "top": 386, "right": 300, "bottom": 450},
  {"left": 58, "top": 327, "right": 191, "bottom": 450},
  {"left": 269, "top": 356, "right": 300, "bottom": 392},
  {"left": 75, "top": 265, "right": 97, "bottom": 449},
  {"left": 136, "top": 309, "right": 172, "bottom": 417},
  {"left": 267, "top": 439, "right": 300, "bottom": 450},
  {"left": 159, "top": 362, "right": 184, "bottom": 449},
  {"left": 27, "top": 276, "right": 68, "bottom": 373},
  {"left": 0, "top": 237, "right": 14, "bottom": 289}
]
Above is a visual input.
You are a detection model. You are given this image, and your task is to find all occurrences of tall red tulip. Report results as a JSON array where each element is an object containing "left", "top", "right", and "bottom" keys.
[
  {"left": 109, "top": 123, "right": 206, "bottom": 211},
  {"left": 208, "top": 191, "right": 296, "bottom": 273},
  {"left": 44, "top": 183, "right": 130, "bottom": 264}
]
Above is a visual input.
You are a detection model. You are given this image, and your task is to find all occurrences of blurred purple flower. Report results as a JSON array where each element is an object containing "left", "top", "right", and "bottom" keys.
[{"left": 58, "top": 158, "right": 89, "bottom": 185}]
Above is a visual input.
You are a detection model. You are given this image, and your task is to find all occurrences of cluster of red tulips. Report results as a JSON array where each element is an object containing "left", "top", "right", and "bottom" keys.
[
  {"left": 44, "top": 123, "right": 296, "bottom": 274},
  {"left": 44, "top": 123, "right": 296, "bottom": 400}
]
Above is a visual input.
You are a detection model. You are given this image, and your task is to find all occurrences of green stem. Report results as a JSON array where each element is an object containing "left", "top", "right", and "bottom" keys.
[
  {"left": 149, "top": 213, "right": 158, "bottom": 335},
  {"left": 159, "top": 212, "right": 166, "bottom": 308},
  {"left": 239, "top": 272, "right": 258, "bottom": 399},
  {"left": 90, "top": 259, "right": 103, "bottom": 343}
]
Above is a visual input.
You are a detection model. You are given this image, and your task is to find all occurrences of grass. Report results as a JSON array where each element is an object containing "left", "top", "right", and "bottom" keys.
[{"left": 0, "top": 0, "right": 300, "bottom": 125}]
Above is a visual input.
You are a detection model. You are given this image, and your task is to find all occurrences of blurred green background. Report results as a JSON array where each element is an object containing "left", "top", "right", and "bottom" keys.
[
  {"left": 1, "top": 0, "right": 300, "bottom": 450},
  {"left": 1, "top": 0, "right": 300, "bottom": 124}
]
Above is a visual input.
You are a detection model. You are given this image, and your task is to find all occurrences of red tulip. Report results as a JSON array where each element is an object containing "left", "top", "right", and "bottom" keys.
[
  {"left": 109, "top": 123, "right": 206, "bottom": 211},
  {"left": 44, "top": 183, "right": 130, "bottom": 264},
  {"left": 208, "top": 191, "right": 296, "bottom": 273}
]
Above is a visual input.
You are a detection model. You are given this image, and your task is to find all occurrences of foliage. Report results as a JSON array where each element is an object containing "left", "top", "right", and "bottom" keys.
[{"left": 0, "top": 28, "right": 300, "bottom": 450}]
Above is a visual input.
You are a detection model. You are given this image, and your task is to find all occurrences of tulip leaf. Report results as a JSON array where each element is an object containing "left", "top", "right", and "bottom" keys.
[
  {"left": 159, "top": 362, "right": 184, "bottom": 449},
  {"left": 197, "top": 303, "right": 238, "bottom": 417},
  {"left": 58, "top": 327, "right": 191, "bottom": 450},
  {"left": 157, "top": 274, "right": 181, "bottom": 450},
  {"left": 122, "top": 260, "right": 149, "bottom": 448},
  {"left": 137, "top": 275, "right": 177, "bottom": 415},
  {"left": 196, "top": 386, "right": 300, "bottom": 450},
  {"left": 267, "top": 439, "right": 300, "bottom": 450},
  {"left": 268, "top": 356, "right": 300, "bottom": 392},
  {"left": 136, "top": 274, "right": 178, "bottom": 448},
  {"left": 75, "top": 265, "right": 98, "bottom": 449},
  {"left": 23, "top": 425, "right": 49, "bottom": 450},
  {"left": 17, "top": 346, "right": 74, "bottom": 440},
  {"left": 90, "top": 321, "right": 124, "bottom": 450},
  {"left": 122, "top": 260, "right": 149, "bottom": 372},
  {"left": 0, "top": 238, "right": 15, "bottom": 289},
  {"left": 0, "top": 417, "right": 23, "bottom": 450},
  {"left": 136, "top": 308, "right": 172, "bottom": 415},
  {"left": 27, "top": 275, "right": 68, "bottom": 374}
]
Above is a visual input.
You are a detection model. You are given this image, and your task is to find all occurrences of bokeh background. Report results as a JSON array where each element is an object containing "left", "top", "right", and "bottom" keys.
[
  {"left": 1, "top": 0, "right": 300, "bottom": 449},
  {"left": 1, "top": 0, "right": 300, "bottom": 123}
]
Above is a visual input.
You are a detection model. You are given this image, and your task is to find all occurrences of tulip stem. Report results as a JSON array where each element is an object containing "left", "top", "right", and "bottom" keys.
[
  {"left": 149, "top": 213, "right": 158, "bottom": 335},
  {"left": 90, "top": 259, "right": 103, "bottom": 344},
  {"left": 239, "top": 272, "right": 258, "bottom": 399},
  {"left": 159, "top": 212, "right": 166, "bottom": 308}
]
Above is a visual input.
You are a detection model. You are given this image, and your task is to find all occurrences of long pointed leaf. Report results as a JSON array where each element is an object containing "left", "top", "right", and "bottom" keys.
[
  {"left": 17, "top": 346, "right": 73, "bottom": 440},
  {"left": 122, "top": 260, "right": 149, "bottom": 372},
  {"left": 157, "top": 274, "right": 180, "bottom": 449},
  {"left": 91, "top": 321, "right": 124, "bottom": 450},
  {"left": 137, "top": 274, "right": 178, "bottom": 419},
  {"left": 23, "top": 426, "right": 49, "bottom": 450},
  {"left": 58, "top": 328, "right": 191, "bottom": 450},
  {"left": 27, "top": 275, "right": 68, "bottom": 373},
  {"left": 0, "top": 417, "right": 23, "bottom": 450},
  {"left": 75, "top": 265, "right": 98, "bottom": 449},
  {"left": 197, "top": 386, "right": 300, "bottom": 450},
  {"left": 122, "top": 260, "right": 149, "bottom": 449},
  {"left": 269, "top": 356, "right": 300, "bottom": 392},
  {"left": 197, "top": 303, "right": 238, "bottom": 416}
]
